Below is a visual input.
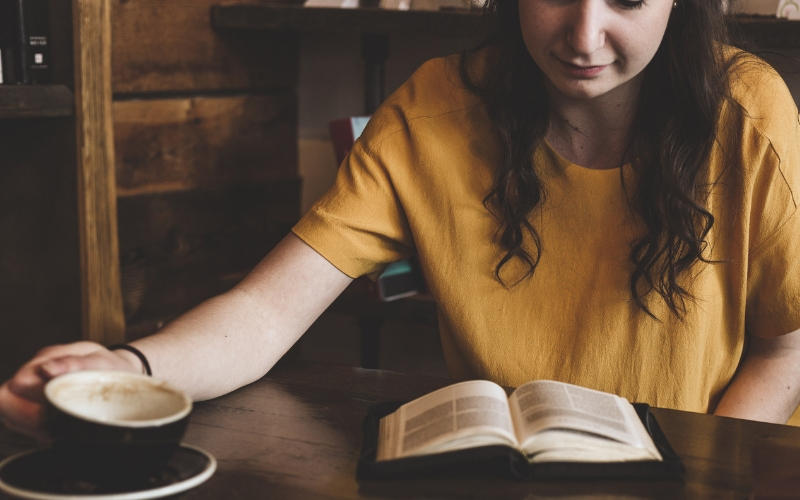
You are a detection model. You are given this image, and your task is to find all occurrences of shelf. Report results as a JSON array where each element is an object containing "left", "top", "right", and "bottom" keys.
[
  {"left": 736, "top": 16, "right": 800, "bottom": 48},
  {"left": 211, "top": 6, "right": 800, "bottom": 48},
  {"left": 0, "top": 85, "right": 74, "bottom": 119},
  {"left": 211, "top": 4, "right": 484, "bottom": 37}
]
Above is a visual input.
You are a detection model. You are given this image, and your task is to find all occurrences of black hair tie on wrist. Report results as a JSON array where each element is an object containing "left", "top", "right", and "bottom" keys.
[{"left": 108, "top": 344, "right": 152, "bottom": 376}]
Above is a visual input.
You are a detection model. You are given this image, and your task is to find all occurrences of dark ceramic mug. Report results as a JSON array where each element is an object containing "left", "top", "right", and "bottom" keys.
[{"left": 44, "top": 370, "right": 192, "bottom": 486}]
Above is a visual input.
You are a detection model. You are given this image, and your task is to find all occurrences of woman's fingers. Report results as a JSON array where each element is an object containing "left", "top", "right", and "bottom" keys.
[
  {"left": 6, "top": 343, "right": 106, "bottom": 404},
  {"left": 10, "top": 349, "right": 135, "bottom": 402},
  {"left": 0, "top": 382, "right": 47, "bottom": 439},
  {"left": 0, "top": 341, "right": 140, "bottom": 441},
  {"left": 6, "top": 364, "right": 50, "bottom": 405},
  {"left": 37, "top": 352, "right": 120, "bottom": 380},
  {"left": 28, "top": 342, "right": 107, "bottom": 367}
]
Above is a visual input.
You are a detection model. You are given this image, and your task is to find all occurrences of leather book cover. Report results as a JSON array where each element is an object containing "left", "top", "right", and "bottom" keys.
[
  {"left": 0, "top": 0, "right": 20, "bottom": 84},
  {"left": 12, "top": 0, "right": 52, "bottom": 84},
  {"left": 357, "top": 401, "right": 684, "bottom": 481}
]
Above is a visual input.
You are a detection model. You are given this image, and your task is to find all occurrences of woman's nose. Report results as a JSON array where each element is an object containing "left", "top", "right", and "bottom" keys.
[{"left": 566, "top": 0, "right": 606, "bottom": 56}]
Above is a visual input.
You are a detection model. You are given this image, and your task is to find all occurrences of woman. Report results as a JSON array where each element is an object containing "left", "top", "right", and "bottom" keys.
[{"left": 2, "top": 0, "right": 800, "bottom": 439}]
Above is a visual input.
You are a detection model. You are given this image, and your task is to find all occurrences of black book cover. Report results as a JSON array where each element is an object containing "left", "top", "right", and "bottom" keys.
[
  {"left": 357, "top": 401, "right": 684, "bottom": 481},
  {"left": 10, "top": 0, "right": 52, "bottom": 84},
  {"left": 0, "top": 0, "right": 20, "bottom": 84}
]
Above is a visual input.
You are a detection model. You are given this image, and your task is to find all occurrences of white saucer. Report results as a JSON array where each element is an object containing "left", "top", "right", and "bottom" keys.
[{"left": 0, "top": 444, "right": 216, "bottom": 500}]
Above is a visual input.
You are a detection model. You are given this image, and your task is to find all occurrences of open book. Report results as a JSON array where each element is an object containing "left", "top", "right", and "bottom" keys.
[{"left": 377, "top": 379, "right": 661, "bottom": 464}]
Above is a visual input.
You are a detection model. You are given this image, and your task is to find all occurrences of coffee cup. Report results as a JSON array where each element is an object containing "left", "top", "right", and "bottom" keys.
[{"left": 44, "top": 370, "right": 192, "bottom": 485}]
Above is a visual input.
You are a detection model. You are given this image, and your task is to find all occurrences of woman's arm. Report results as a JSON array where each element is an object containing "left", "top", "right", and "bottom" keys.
[
  {"left": 714, "top": 328, "right": 800, "bottom": 423},
  {"left": 0, "top": 234, "right": 353, "bottom": 438}
]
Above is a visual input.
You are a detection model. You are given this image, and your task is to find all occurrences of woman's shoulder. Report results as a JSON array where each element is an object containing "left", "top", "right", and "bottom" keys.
[
  {"left": 357, "top": 49, "right": 492, "bottom": 153},
  {"left": 725, "top": 49, "right": 798, "bottom": 139},
  {"left": 385, "top": 47, "right": 494, "bottom": 114},
  {"left": 719, "top": 49, "right": 800, "bottom": 214}
]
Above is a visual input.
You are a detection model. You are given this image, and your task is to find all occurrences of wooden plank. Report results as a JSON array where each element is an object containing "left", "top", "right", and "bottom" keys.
[
  {"left": 117, "top": 178, "right": 301, "bottom": 324},
  {"left": 113, "top": 93, "right": 297, "bottom": 196},
  {"left": 112, "top": 0, "right": 300, "bottom": 94},
  {"left": 73, "top": 0, "right": 125, "bottom": 344},
  {"left": 117, "top": 179, "right": 300, "bottom": 258},
  {"left": 0, "top": 85, "right": 74, "bottom": 119}
]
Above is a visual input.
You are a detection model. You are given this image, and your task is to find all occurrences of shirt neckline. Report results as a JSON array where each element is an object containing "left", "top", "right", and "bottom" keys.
[{"left": 541, "top": 139, "right": 630, "bottom": 173}]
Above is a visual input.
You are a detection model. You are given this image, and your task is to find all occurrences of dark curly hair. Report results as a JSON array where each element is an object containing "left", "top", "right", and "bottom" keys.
[{"left": 460, "top": 0, "right": 747, "bottom": 319}]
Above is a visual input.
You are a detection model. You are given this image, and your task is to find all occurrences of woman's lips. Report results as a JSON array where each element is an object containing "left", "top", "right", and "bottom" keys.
[{"left": 557, "top": 59, "right": 608, "bottom": 78}]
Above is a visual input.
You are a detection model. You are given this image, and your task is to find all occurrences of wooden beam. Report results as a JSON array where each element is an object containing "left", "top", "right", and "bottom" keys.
[
  {"left": 73, "top": 0, "right": 125, "bottom": 344},
  {"left": 0, "top": 85, "right": 74, "bottom": 119}
]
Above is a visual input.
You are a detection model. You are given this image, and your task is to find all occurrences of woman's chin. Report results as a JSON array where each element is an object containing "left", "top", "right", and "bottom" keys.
[
  {"left": 544, "top": 73, "right": 639, "bottom": 103},
  {"left": 548, "top": 82, "right": 613, "bottom": 101}
]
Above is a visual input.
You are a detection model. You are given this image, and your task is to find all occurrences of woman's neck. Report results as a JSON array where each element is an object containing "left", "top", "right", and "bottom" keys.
[{"left": 544, "top": 76, "right": 642, "bottom": 170}]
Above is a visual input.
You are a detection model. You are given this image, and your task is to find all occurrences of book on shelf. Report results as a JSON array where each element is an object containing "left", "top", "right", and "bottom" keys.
[
  {"left": 328, "top": 116, "right": 371, "bottom": 165},
  {"left": 370, "top": 256, "right": 426, "bottom": 302},
  {"left": 0, "top": 0, "right": 52, "bottom": 85},
  {"left": 0, "top": 0, "right": 18, "bottom": 84},
  {"left": 358, "top": 378, "right": 684, "bottom": 480}
]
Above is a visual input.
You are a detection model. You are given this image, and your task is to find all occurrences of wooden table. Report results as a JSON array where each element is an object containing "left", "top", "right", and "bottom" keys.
[{"left": 2, "top": 359, "right": 799, "bottom": 499}]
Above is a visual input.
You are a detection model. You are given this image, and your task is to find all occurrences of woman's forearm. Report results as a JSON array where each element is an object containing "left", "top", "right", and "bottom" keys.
[
  {"left": 714, "top": 328, "right": 800, "bottom": 424},
  {"left": 0, "top": 234, "right": 352, "bottom": 439},
  {"left": 129, "top": 234, "right": 352, "bottom": 401}
]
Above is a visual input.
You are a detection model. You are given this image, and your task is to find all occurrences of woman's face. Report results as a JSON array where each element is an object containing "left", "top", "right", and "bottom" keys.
[{"left": 519, "top": 0, "right": 675, "bottom": 102}]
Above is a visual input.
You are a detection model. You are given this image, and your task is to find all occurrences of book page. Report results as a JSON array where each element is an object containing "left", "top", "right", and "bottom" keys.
[
  {"left": 376, "top": 380, "right": 517, "bottom": 461},
  {"left": 509, "top": 380, "right": 660, "bottom": 461}
]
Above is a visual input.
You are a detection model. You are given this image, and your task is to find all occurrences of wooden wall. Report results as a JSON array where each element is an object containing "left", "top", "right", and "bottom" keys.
[{"left": 110, "top": 0, "right": 301, "bottom": 337}]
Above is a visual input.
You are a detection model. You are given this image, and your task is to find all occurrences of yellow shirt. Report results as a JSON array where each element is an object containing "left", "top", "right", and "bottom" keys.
[{"left": 293, "top": 51, "right": 800, "bottom": 420}]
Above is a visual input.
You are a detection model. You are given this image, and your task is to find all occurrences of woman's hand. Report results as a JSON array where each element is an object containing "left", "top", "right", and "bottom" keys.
[{"left": 0, "top": 342, "right": 143, "bottom": 441}]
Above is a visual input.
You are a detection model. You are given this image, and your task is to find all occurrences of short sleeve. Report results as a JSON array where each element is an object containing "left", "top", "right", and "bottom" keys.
[
  {"left": 746, "top": 206, "right": 800, "bottom": 337},
  {"left": 743, "top": 67, "right": 800, "bottom": 337},
  {"left": 292, "top": 138, "right": 415, "bottom": 280}
]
